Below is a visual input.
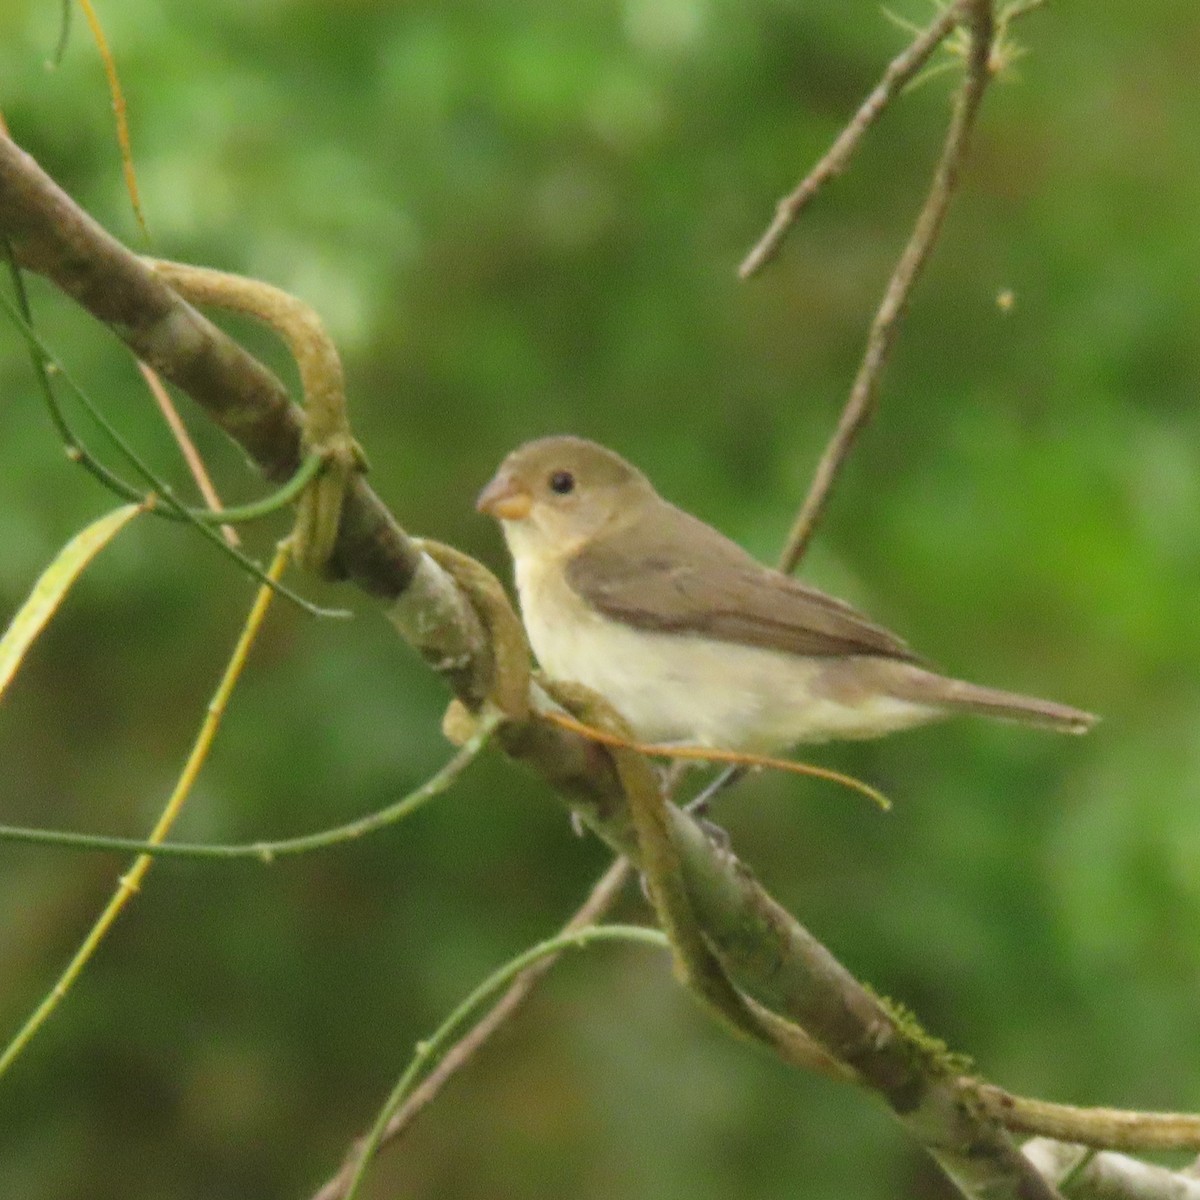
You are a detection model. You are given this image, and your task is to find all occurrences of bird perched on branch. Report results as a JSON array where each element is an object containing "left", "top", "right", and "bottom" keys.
[{"left": 477, "top": 436, "right": 1096, "bottom": 753}]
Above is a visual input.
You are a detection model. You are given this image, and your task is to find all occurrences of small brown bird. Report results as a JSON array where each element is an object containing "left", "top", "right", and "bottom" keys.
[{"left": 477, "top": 436, "right": 1096, "bottom": 752}]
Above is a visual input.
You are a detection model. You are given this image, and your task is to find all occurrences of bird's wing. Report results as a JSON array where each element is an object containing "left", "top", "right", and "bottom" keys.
[{"left": 566, "top": 503, "right": 918, "bottom": 663}]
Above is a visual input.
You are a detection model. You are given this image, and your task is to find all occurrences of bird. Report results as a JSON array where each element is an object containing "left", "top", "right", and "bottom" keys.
[{"left": 476, "top": 435, "right": 1096, "bottom": 753}]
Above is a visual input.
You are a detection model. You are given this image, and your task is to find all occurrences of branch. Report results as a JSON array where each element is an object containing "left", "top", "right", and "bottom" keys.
[
  {"left": 739, "top": 2, "right": 964, "bottom": 280},
  {"left": 1023, "top": 1139, "right": 1200, "bottom": 1200},
  {"left": 0, "top": 111, "right": 1048, "bottom": 1200},
  {"left": 1, "top": 104, "right": 1181, "bottom": 1200},
  {"left": 136, "top": 361, "right": 239, "bottom": 546},
  {"left": 0, "top": 711, "right": 501, "bottom": 861},
  {"left": 774, "top": 0, "right": 997, "bottom": 573},
  {"left": 0, "top": 133, "right": 487, "bottom": 696},
  {"left": 974, "top": 1086, "right": 1200, "bottom": 1154},
  {"left": 345, "top": 925, "right": 672, "bottom": 1200},
  {"left": 309, "top": 857, "right": 633, "bottom": 1200},
  {"left": 665, "top": 799, "right": 1060, "bottom": 1200}
]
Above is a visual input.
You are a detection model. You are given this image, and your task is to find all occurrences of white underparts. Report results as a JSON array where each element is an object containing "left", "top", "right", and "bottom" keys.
[{"left": 505, "top": 521, "right": 937, "bottom": 751}]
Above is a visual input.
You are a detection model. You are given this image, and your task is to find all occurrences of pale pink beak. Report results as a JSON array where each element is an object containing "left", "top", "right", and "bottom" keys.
[{"left": 476, "top": 471, "right": 533, "bottom": 521}]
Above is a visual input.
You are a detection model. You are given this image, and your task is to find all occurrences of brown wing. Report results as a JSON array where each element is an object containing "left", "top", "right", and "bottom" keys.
[{"left": 567, "top": 501, "right": 919, "bottom": 663}]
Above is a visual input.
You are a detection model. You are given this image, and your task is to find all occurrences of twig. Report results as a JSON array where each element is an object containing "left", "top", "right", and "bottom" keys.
[
  {"left": 341, "top": 925, "right": 670, "bottom": 1200},
  {"left": 1002, "top": 0, "right": 1049, "bottom": 24},
  {"left": 973, "top": 1084, "right": 1200, "bottom": 1152},
  {"left": 309, "top": 858, "right": 633, "bottom": 1200},
  {"left": 355, "top": 928, "right": 672, "bottom": 1200},
  {"left": 0, "top": 286, "right": 342, "bottom": 617},
  {"left": 739, "top": 2, "right": 964, "bottom": 281},
  {"left": 557, "top": 685, "right": 785, "bottom": 1048},
  {"left": 541, "top": 707, "right": 889, "bottom": 809},
  {"left": 667, "top": 792, "right": 1062, "bottom": 1200},
  {"left": 0, "top": 135, "right": 489, "bottom": 699},
  {"left": 0, "top": 543, "right": 291, "bottom": 1078},
  {"left": 778, "top": 0, "right": 997, "bottom": 574},
  {"left": 1022, "top": 1138, "right": 1200, "bottom": 1200},
  {"left": 137, "top": 361, "right": 239, "bottom": 546},
  {"left": 77, "top": 0, "right": 147, "bottom": 238},
  {"left": 145, "top": 257, "right": 368, "bottom": 576},
  {"left": 3, "top": 239, "right": 147, "bottom": 505},
  {"left": 47, "top": 0, "right": 72, "bottom": 70},
  {"left": 2, "top": 85, "right": 1164, "bottom": 1200},
  {"left": 0, "top": 710, "right": 501, "bottom": 861}
]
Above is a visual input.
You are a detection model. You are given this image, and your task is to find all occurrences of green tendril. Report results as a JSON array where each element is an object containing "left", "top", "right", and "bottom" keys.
[
  {"left": 0, "top": 710, "right": 502, "bottom": 861},
  {"left": 0, "top": 269, "right": 347, "bottom": 619}
]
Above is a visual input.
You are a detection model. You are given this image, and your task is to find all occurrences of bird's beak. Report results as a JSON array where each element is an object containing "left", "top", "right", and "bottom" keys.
[{"left": 476, "top": 471, "right": 533, "bottom": 521}]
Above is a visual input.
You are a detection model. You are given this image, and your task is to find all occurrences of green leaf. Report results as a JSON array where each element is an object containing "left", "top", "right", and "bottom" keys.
[{"left": 0, "top": 503, "right": 143, "bottom": 699}]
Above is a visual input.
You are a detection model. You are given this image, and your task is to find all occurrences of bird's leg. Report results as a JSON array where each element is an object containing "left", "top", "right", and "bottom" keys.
[
  {"left": 659, "top": 759, "right": 690, "bottom": 793},
  {"left": 685, "top": 764, "right": 749, "bottom": 816}
]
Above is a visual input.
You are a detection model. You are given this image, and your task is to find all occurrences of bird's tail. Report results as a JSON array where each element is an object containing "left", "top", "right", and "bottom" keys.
[{"left": 888, "top": 666, "right": 1097, "bottom": 735}]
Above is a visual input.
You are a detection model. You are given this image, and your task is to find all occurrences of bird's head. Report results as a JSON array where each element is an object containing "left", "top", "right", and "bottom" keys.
[{"left": 477, "top": 436, "right": 652, "bottom": 560}]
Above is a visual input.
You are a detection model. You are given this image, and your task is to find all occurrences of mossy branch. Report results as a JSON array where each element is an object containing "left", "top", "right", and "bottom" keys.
[{"left": 3, "top": 13, "right": 1196, "bottom": 1195}]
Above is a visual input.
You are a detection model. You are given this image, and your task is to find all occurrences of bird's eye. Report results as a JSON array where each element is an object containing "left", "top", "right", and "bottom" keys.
[{"left": 548, "top": 470, "right": 575, "bottom": 495}]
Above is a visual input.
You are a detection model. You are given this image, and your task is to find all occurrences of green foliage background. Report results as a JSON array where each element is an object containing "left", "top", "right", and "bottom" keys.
[{"left": 1, "top": 2, "right": 1198, "bottom": 1197}]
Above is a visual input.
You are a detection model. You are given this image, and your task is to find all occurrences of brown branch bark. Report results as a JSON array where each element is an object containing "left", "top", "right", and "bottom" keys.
[
  {"left": 665, "top": 802, "right": 1061, "bottom": 1200},
  {"left": 0, "top": 131, "right": 490, "bottom": 702}
]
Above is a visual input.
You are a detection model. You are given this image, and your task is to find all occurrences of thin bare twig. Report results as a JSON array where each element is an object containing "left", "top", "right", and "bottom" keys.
[
  {"left": 778, "top": 0, "right": 996, "bottom": 574},
  {"left": 137, "top": 361, "right": 239, "bottom": 547},
  {"left": 309, "top": 857, "right": 632, "bottom": 1200},
  {"left": 739, "top": 3, "right": 964, "bottom": 281}
]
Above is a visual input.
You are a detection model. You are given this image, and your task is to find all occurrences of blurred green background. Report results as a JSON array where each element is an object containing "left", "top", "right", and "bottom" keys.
[{"left": 1, "top": 1, "right": 1198, "bottom": 1197}]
